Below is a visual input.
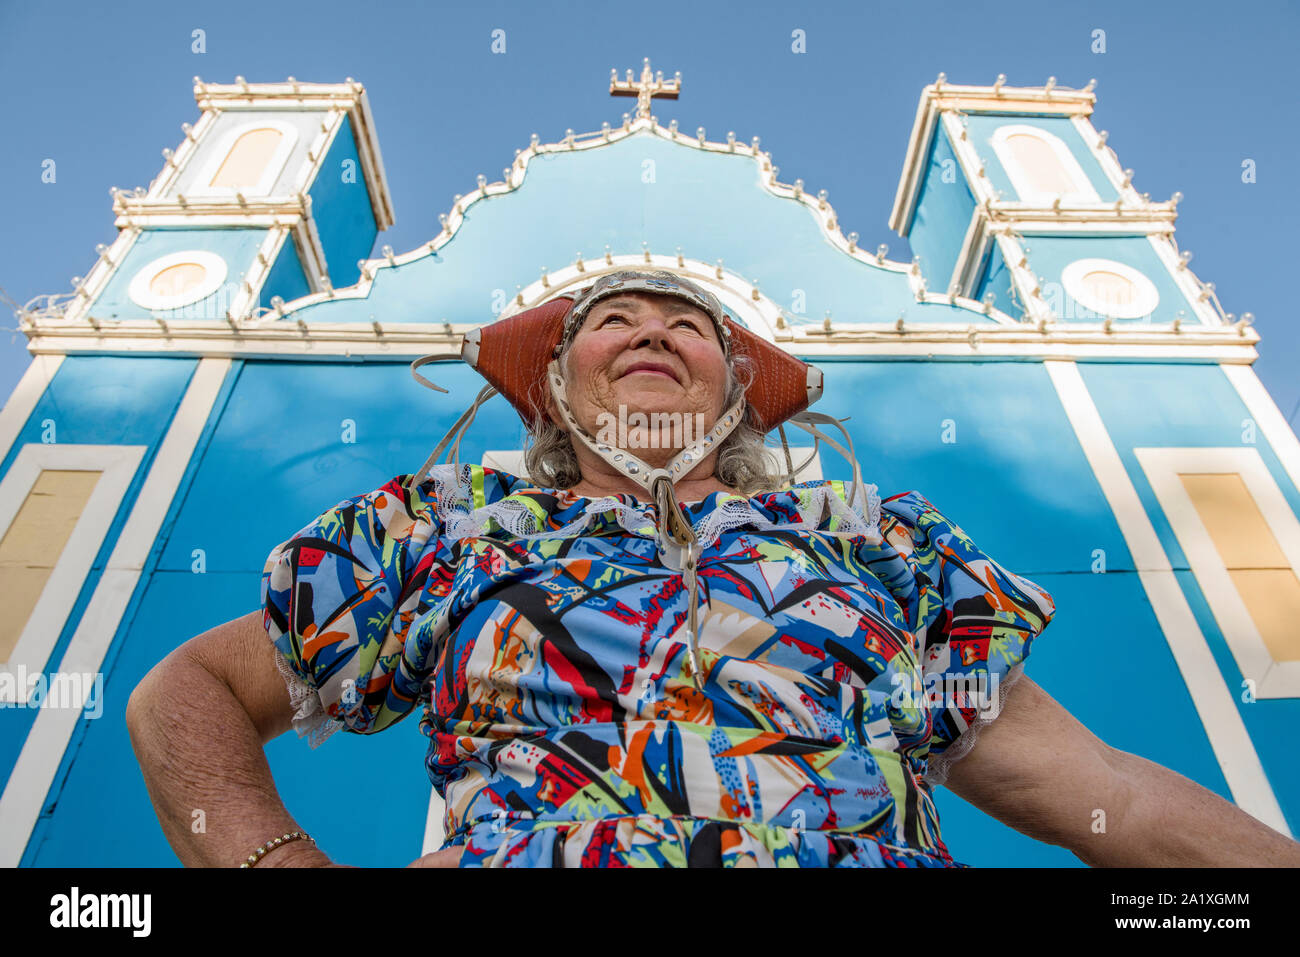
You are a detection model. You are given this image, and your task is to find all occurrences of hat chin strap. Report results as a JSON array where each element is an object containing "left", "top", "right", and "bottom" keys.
[
  {"left": 545, "top": 360, "right": 744, "bottom": 544},
  {"left": 546, "top": 359, "right": 745, "bottom": 692}
]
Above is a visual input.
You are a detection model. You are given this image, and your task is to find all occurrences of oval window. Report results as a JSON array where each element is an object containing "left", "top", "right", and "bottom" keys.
[
  {"left": 128, "top": 250, "right": 229, "bottom": 310},
  {"left": 1061, "top": 258, "right": 1159, "bottom": 319}
]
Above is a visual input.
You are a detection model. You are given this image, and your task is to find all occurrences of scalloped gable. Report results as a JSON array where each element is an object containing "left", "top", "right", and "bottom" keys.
[{"left": 283, "top": 128, "right": 1001, "bottom": 328}]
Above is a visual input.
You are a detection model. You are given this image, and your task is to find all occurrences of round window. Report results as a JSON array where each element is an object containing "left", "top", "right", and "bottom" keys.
[
  {"left": 1061, "top": 258, "right": 1159, "bottom": 319},
  {"left": 128, "top": 250, "right": 229, "bottom": 310}
]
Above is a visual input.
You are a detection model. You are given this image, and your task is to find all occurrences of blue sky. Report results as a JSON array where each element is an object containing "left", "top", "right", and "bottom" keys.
[{"left": 1, "top": 0, "right": 1296, "bottom": 427}]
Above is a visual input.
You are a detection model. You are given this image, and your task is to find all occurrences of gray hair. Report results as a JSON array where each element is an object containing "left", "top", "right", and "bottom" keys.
[{"left": 523, "top": 335, "right": 782, "bottom": 497}]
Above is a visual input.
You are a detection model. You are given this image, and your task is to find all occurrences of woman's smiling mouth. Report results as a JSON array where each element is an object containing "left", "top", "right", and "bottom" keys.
[{"left": 620, "top": 362, "right": 680, "bottom": 382}]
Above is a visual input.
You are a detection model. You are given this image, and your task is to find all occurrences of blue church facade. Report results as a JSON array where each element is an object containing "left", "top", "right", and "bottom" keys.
[{"left": 1, "top": 70, "right": 1297, "bottom": 867}]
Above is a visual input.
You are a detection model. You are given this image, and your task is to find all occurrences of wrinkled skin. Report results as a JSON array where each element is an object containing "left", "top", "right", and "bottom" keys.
[{"left": 546, "top": 290, "right": 735, "bottom": 500}]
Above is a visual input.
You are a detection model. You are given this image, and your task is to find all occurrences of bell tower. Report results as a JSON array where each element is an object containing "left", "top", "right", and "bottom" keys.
[
  {"left": 59, "top": 76, "right": 393, "bottom": 328},
  {"left": 890, "top": 75, "right": 1232, "bottom": 331}
]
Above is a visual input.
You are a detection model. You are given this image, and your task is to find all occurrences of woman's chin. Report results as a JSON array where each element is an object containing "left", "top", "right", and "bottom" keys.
[
  {"left": 613, "top": 384, "right": 709, "bottom": 411},
  {"left": 613, "top": 383, "right": 681, "bottom": 403}
]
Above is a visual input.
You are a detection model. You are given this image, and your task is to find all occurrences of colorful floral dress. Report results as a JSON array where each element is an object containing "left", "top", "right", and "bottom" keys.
[{"left": 261, "top": 464, "right": 1055, "bottom": 867}]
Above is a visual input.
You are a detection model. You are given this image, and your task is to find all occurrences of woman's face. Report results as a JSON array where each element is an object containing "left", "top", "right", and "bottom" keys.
[{"left": 554, "top": 291, "right": 729, "bottom": 454}]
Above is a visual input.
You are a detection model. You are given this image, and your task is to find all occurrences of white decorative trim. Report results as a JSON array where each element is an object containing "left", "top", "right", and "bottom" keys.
[
  {"left": 293, "top": 210, "right": 329, "bottom": 295},
  {"left": 113, "top": 205, "right": 309, "bottom": 229},
  {"left": 984, "top": 207, "right": 1176, "bottom": 232},
  {"left": 350, "top": 88, "right": 396, "bottom": 230},
  {"left": 188, "top": 119, "right": 300, "bottom": 198},
  {"left": 890, "top": 95, "right": 940, "bottom": 238},
  {"left": 293, "top": 110, "right": 343, "bottom": 204},
  {"left": 1147, "top": 234, "right": 1225, "bottom": 327},
  {"left": 1220, "top": 364, "right": 1300, "bottom": 498},
  {"left": 126, "top": 250, "right": 229, "bottom": 311},
  {"left": 57, "top": 227, "right": 142, "bottom": 327},
  {"left": 990, "top": 124, "right": 1101, "bottom": 205},
  {"left": 992, "top": 230, "right": 1055, "bottom": 323},
  {"left": 949, "top": 207, "right": 989, "bottom": 299},
  {"left": 146, "top": 109, "right": 218, "bottom": 200},
  {"left": 780, "top": 338, "right": 1255, "bottom": 361},
  {"left": 1061, "top": 258, "right": 1160, "bottom": 320},
  {"left": 0, "top": 358, "right": 232, "bottom": 867},
  {"left": 231, "top": 227, "right": 298, "bottom": 319},
  {"left": 1043, "top": 359, "right": 1290, "bottom": 836},
  {"left": 1070, "top": 114, "right": 1146, "bottom": 207},
  {"left": 18, "top": 324, "right": 1262, "bottom": 362},
  {"left": 939, "top": 112, "right": 998, "bottom": 208},
  {"left": 0, "top": 355, "right": 63, "bottom": 465},
  {"left": 1136, "top": 447, "right": 1300, "bottom": 699},
  {"left": 0, "top": 445, "right": 145, "bottom": 689}
]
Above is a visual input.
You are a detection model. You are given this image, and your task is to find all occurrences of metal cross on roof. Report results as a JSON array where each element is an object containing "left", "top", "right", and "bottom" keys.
[{"left": 610, "top": 57, "right": 681, "bottom": 119}]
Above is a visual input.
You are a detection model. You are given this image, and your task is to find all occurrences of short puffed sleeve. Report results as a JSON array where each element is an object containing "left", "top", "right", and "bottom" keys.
[
  {"left": 260, "top": 474, "right": 450, "bottom": 747},
  {"left": 879, "top": 490, "right": 1056, "bottom": 788}
]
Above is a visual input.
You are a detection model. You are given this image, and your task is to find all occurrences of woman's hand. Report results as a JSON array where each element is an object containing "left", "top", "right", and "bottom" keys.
[{"left": 406, "top": 846, "right": 465, "bottom": 867}]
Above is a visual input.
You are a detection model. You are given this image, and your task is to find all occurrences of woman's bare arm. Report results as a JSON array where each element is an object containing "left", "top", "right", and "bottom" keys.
[
  {"left": 125, "top": 610, "right": 340, "bottom": 867},
  {"left": 943, "top": 674, "right": 1300, "bottom": 866}
]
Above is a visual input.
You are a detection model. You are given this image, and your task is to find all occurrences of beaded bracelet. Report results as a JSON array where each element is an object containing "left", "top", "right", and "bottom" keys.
[{"left": 240, "top": 831, "right": 315, "bottom": 868}]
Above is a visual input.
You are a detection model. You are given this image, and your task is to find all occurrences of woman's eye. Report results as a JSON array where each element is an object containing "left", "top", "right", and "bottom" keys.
[
  {"left": 600, "top": 314, "right": 627, "bottom": 325},
  {"left": 674, "top": 320, "right": 702, "bottom": 332}
]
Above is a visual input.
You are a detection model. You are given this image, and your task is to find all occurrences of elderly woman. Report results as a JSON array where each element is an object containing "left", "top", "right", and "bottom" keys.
[{"left": 128, "top": 269, "right": 1300, "bottom": 868}]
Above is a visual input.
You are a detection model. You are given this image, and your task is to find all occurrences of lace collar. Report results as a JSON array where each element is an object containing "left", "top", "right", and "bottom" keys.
[{"left": 421, "top": 463, "right": 883, "bottom": 549}]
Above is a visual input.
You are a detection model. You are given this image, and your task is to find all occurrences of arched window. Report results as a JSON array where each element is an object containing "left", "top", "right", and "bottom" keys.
[
  {"left": 208, "top": 127, "right": 284, "bottom": 188},
  {"left": 990, "top": 124, "right": 1101, "bottom": 205},
  {"left": 189, "top": 119, "right": 299, "bottom": 197}
]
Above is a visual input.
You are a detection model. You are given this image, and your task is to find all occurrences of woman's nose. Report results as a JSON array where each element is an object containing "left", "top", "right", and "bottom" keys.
[{"left": 632, "top": 315, "right": 674, "bottom": 351}]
